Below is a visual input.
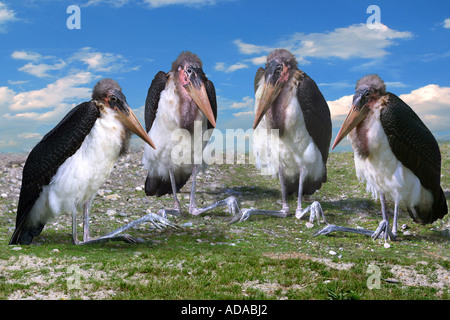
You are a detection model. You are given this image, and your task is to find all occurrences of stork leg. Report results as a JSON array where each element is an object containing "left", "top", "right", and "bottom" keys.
[
  {"left": 188, "top": 165, "right": 240, "bottom": 217},
  {"left": 230, "top": 165, "right": 290, "bottom": 223},
  {"left": 314, "top": 193, "right": 397, "bottom": 241},
  {"left": 295, "top": 168, "right": 327, "bottom": 225},
  {"left": 156, "top": 168, "right": 184, "bottom": 218},
  {"left": 372, "top": 194, "right": 396, "bottom": 241}
]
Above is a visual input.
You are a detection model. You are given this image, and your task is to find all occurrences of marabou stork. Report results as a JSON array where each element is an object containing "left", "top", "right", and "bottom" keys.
[
  {"left": 142, "top": 51, "right": 239, "bottom": 217},
  {"left": 9, "top": 79, "right": 169, "bottom": 245},
  {"left": 316, "top": 74, "right": 448, "bottom": 240},
  {"left": 234, "top": 49, "right": 332, "bottom": 223}
]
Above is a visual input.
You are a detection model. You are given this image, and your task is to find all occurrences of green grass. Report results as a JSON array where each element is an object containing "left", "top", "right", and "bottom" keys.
[{"left": 0, "top": 143, "right": 448, "bottom": 300}]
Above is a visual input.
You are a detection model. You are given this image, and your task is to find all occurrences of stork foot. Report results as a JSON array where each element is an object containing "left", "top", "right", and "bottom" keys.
[
  {"left": 74, "top": 234, "right": 143, "bottom": 245},
  {"left": 372, "top": 220, "right": 397, "bottom": 241},
  {"left": 156, "top": 208, "right": 183, "bottom": 219},
  {"left": 229, "top": 207, "right": 289, "bottom": 224},
  {"left": 74, "top": 212, "right": 177, "bottom": 245},
  {"left": 314, "top": 224, "right": 374, "bottom": 237},
  {"left": 190, "top": 196, "right": 240, "bottom": 216},
  {"left": 295, "top": 201, "right": 327, "bottom": 225}
]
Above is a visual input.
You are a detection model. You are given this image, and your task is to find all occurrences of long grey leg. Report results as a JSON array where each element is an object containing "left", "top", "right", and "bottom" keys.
[
  {"left": 372, "top": 193, "right": 396, "bottom": 240},
  {"left": 72, "top": 209, "right": 78, "bottom": 244},
  {"left": 230, "top": 165, "right": 289, "bottom": 223},
  {"left": 294, "top": 168, "right": 327, "bottom": 225},
  {"left": 83, "top": 202, "right": 91, "bottom": 242},
  {"left": 189, "top": 165, "right": 240, "bottom": 217},
  {"left": 156, "top": 168, "right": 184, "bottom": 218}
]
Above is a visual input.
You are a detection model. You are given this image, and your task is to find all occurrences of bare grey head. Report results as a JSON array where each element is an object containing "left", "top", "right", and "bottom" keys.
[
  {"left": 267, "top": 49, "right": 298, "bottom": 71},
  {"left": 356, "top": 74, "right": 386, "bottom": 95},
  {"left": 92, "top": 78, "right": 122, "bottom": 100},
  {"left": 172, "top": 51, "right": 203, "bottom": 72}
]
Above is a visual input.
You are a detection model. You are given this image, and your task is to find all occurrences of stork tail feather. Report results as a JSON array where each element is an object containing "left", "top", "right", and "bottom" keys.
[
  {"left": 145, "top": 174, "right": 190, "bottom": 197},
  {"left": 9, "top": 218, "right": 45, "bottom": 245},
  {"left": 408, "top": 187, "right": 448, "bottom": 225}
]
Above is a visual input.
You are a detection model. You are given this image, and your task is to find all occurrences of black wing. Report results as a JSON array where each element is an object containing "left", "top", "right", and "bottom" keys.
[
  {"left": 296, "top": 71, "right": 332, "bottom": 167},
  {"left": 204, "top": 78, "right": 217, "bottom": 131},
  {"left": 10, "top": 102, "right": 99, "bottom": 244},
  {"left": 145, "top": 71, "right": 168, "bottom": 133},
  {"left": 254, "top": 67, "right": 265, "bottom": 93},
  {"left": 381, "top": 93, "right": 447, "bottom": 223}
]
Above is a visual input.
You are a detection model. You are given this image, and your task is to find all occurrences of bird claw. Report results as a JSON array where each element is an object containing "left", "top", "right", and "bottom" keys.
[
  {"left": 372, "top": 220, "right": 396, "bottom": 241},
  {"left": 295, "top": 201, "right": 327, "bottom": 225}
]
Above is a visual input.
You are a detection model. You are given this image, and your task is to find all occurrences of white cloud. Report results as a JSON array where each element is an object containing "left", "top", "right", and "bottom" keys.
[
  {"left": 215, "top": 61, "right": 248, "bottom": 73},
  {"left": 233, "top": 39, "right": 274, "bottom": 55},
  {"left": 234, "top": 23, "right": 412, "bottom": 65},
  {"left": 327, "top": 94, "right": 352, "bottom": 123},
  {"left": 0, "top": 2, "right": 16, "bottom": 31},
  {"left": 143, "top": 0, "right": 216, "bottom": 8},
  {"left": 71, "top": 47, "right": 139, "bottom": 73},
  {"left": 0, "top": 85, "right": 15, "bottom": 103},
  {"left": 230, "top": 96, "right": 254, "bottom": 110},
  {"left": 399, "top": 84, "right": 450, "bottom": 133},
  {"left": 18, "top": 60, "right": 67, "bottom": 78},
  {"left": 443, "top": 18, "right": 450, "bottom": 29},
  {"left": 83, "top": 0, "right": 131, "bottom": 7},
  {"left": 8, "top": 71, "right": 94, "bottom": 113},
  {"left": 11, "top": 51, "right": 45, "bottom": 62}
]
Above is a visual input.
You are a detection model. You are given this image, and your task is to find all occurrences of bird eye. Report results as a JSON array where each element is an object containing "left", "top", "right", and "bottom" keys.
[
  {"left": 111, "top": 96, "right": 117, "bottom": 101},
  {"left": 276, "top": 65, "right": 283, "bottom": 72},
  {"left": 186, "top": 67, "right": 193, "bottom": 75}
]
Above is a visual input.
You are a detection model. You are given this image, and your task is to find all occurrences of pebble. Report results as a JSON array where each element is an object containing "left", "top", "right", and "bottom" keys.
[
  {"left": 305, "top": 222, "right": 314, "bottom": 229},
  {"left": 135, "top": 187, "right": 142, "bottom": 191},
  {"left": 11, "top": 246, "right": 22, "bottom": 251},
  {"left": 52, "top": 249, "right": 60, "bottom": 253},
  {"left": 105, "top": 194, "right": 120, "bottom": 201},
  {"left": 384, "top": 242, "right": 391, "bottom": 249},
  {"left": 106, "top": 209, "right": 116, "bottom": 216},
  {"left": 118, "top": 212, "right": 128, "bottom": 217},
  {"left": 1, "top": 193, "right": 7, "bottom": 198},
  {"left": 403, "top": 231, "right": 412, "bottom": 236},
  {"left": 182, "top": 222, "right": 193, "bottom": 227},
  {"left": 329, "top": 250, "right": 337, "bottom": 255}
]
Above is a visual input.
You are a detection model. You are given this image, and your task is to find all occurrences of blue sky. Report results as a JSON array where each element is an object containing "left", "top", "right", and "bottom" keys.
[{"left": 0, "top": 0, "right": 449, "bottom": 153}]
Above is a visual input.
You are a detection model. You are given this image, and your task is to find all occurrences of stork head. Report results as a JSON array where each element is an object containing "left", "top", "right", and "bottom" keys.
[
  {"left": 332, "top": 74, "right": 386, "bottom": 149},
  {"left": 172, "top": 51, "right": 216, "bottom": 128},
  {"left": 92, "top": 79, "right": 155, "bottom": 149},
  {"left": 253, "top": 49, "right": 297, "bottom": 129}
]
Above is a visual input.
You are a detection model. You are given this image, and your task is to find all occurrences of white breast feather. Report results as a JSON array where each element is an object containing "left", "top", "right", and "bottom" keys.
[
  {"left": 142, "top": 78, "right": 207, "bottom": 180},
  {"left": 253, "top": 79, "right": 324, "bottom": 184}
]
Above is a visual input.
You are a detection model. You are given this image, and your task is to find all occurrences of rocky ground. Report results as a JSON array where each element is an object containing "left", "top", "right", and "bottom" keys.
[{"left": 0, "top": 145, "right": 448, "bottom": 300}]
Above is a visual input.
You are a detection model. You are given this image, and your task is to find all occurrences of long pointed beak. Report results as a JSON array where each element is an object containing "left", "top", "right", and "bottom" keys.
[
  {"left": 118, "top": 105, "right": 156, "bottom": 149},
  {"left": 184, "top": 81, "right": 216, "bottom": 128},
  {"left": 332, "top": 98, "right": 369, "bottom": 150},
  {"left": 253, "top": 80, "right": 283, "bottom": 129}
]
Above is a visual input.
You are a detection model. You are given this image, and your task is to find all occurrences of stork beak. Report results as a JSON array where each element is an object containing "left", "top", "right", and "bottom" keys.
[
  {"left": 184, "top": 79, "right": 216, "bottom": 128},
  {"left": 332, "top": 95, "right": 370, "bottom": 150},
  {"left": 117, "top": 104, "right": 156, "bottom": 149},
  {"left": 253, "top": 80, "right": 284, "bottom": 129}
]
